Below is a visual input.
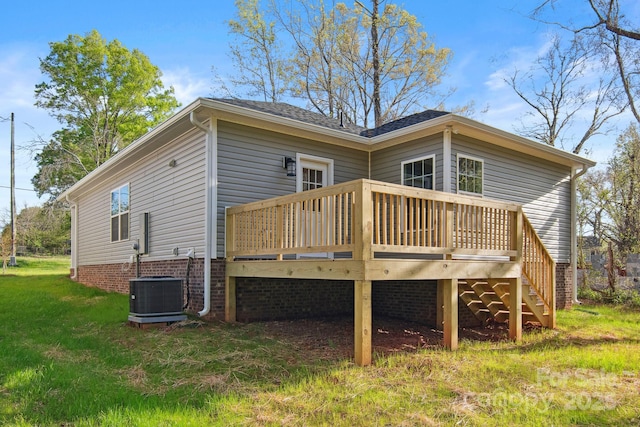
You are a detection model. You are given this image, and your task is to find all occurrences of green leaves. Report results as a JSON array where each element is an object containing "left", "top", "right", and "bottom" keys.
[
  {"left": 33, "top": 30, "right": 180, "bottom": 199},
  {"left": 224, "top": 0, "right": 452, "bottom": 128}
]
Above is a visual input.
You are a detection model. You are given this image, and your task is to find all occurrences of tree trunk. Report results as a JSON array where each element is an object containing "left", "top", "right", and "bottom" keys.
[
  {"left": 371, "top": 0, "right": 381, "bottom": 128},
  {"left": 607, "top": 240, "right": 617, "bottom": 293}
]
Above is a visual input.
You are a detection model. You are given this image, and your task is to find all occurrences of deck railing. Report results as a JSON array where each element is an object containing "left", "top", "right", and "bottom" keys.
[
  {"left": 522, "top": 215, "right": 556, "bottom": 326},
  {"left": 225, "top": 182, "right": 357, "bottom": 258},
  {"left": 368, "top": 181, "right": 518, "bottom": 258},
  {"left": 226, "top": 179, "right": 522, "bottom": 260}
]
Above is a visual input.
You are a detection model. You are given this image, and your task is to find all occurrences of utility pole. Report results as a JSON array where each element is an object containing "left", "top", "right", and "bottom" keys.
[{"left": 9, "top": 112, "right": 17, "bottom": 266}]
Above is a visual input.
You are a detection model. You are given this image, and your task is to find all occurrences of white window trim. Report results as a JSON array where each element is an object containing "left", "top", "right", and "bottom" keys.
[
  {"left": 295, "top": 153, "right": 334, "bottom": 193},
  {"left": 401, "top": 154, "right": 436, "bottom": 190},
  {"left": 456, "top": 153, "right": 484, "bottom": 197},
  {"left": 110, "top": 183, "right": 130, "bottom": 242}
]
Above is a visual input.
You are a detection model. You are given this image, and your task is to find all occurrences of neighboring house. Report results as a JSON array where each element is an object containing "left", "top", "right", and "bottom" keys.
[{"left": 59, "top": 98, "right": 595, "bottom": 365}]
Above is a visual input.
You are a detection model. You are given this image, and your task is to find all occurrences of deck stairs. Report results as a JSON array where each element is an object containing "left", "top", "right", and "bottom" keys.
[{"left": 458, "top": 278, "right": 550, "bottom": 327}]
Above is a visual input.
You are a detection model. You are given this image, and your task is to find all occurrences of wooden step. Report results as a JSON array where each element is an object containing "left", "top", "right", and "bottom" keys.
[{"left": 459, "top": 277, "right": 554, "bottom": 328}]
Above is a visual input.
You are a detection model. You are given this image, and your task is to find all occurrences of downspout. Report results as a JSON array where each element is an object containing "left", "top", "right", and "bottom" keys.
[
  {"left": 571, "top": 164, "right": 590, "bottom": 305},
  {"left": 190, "top": 111, "right": 216, "bottom": 317},
  {"left": 65, "top": 195, "right": 78, "bottom": 280}
]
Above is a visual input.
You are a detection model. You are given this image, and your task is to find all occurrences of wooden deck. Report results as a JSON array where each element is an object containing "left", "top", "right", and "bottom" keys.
[{"left": 225, "top": 179, "right": 556, "bottom": 366}]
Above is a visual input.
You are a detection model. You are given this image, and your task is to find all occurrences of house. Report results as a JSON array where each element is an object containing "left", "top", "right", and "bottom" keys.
[{"left": 59, "top": 98, "right": 595, "bottom": 366}]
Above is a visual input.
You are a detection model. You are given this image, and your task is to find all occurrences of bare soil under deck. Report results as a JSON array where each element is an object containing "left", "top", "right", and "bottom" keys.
[{"left": 253, "top": 316, "right": 541, "bottom": 361}]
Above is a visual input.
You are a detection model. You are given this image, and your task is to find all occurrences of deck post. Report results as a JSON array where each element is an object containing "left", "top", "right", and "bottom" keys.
[
  {"left": 225, "top": 275, "right": 236, "bottom": 322},
  {"left": 510, "top": 206, "right": 523, "bottom": 340},
  {"left": 354, "top": 180, "right": 373, "bottom": 366},
  {"left": 442, "top": 278, "right": 458, "bottom": 350},
  {"left": 354, "top": 180, "right": 373, "bottom": 262},
  {"left": 354, "top": 280, "right": 372, "bottom": 366},
  {"left": 549, "top": 262, "right": 557, "bottom": 328},
  {"left": 509, "top": 277, "right": 522, "bottom": 341}
]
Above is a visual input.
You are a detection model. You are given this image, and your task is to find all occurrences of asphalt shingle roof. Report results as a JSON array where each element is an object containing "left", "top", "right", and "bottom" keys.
[
  {"left": 212, "top": 98, "right": 450, "bottom": 138},
  {"left": 360, "top": 110, "right": 451, "bottom": 137}
]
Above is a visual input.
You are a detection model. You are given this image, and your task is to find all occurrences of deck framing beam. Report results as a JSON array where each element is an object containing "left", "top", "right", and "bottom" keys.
[{"left": 226, "top": 259, "right": 521, "bottom": 282}]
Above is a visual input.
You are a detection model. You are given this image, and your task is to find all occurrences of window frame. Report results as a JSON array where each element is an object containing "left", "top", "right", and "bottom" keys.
[
  {"left": 110, "top": 183, "right": 130, "bottom": 242},
  {"left": 456, "top": 154, "right": 484, "bottom": 196},
  {"left": 401, "top": 154, "right": 436, "bottom": 190},
  {"left": 295, "top": 153, "right": 334, "bottom": 193}
]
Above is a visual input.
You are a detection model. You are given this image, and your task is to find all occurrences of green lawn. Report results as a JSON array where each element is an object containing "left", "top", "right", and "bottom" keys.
[{"left": 1, "top": 257, "right": 639, "bottom": 426}]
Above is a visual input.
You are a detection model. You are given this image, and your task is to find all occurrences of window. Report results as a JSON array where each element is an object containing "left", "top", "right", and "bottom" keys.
[
  {"left": 402, "top": 156, "right": 434, "bottom": 190},
  {"left": 457, "top": 155, "right": 483, "bottom": 195},
  {"left": 296, "top": 154, "right": 333, "bottom": 193},
  {"left": 401, "top": 156, "right": 434, "bottom": 237},
  {"left": 111, "top": 184, "right": 130, "bottom": 242},
  {"left": 302, "top": 167, "right": 324, "bottom": 191}
]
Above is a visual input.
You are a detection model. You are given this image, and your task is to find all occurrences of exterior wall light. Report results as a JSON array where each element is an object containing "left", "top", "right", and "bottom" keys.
[{"left": 283, "top": 156, "right": 296, "bottom": 177}]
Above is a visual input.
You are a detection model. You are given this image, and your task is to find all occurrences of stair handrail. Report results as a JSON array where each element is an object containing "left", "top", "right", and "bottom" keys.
[{"left": 522, "top": 214, "right": 556, "bottom": 327}]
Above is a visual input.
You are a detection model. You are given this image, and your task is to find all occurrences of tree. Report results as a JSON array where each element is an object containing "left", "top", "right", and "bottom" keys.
[
  {"left": 33, "top": 30, "right": 180, "bottom": 199},
  {"left": 1, "top": 204, "right": 71, "bottom": 256},
  {"left": 0, "top": 212, "right": 11, "bottom": 273},
  {"left": 532, "top": 0, "right": 640, "bottom": 125},
  {"left": 226, "top": 0, "right": 292, "bottom": 102},
  {"left": 577, "top": 125, "right": 640, "bottom": 262},
  {"left": 224, "top": 0, "right": 452, "bottom": 128},
  {"left": 16, "top": 204, "right": 71, "bottom": 254},
  {"left": 505, "top": 34, "right": 625, "bottom": 153},
  {"left": 577, "top": 169, "right": 608, "bottom": 242},
  {"left": 605, "top": 124, "right": 640, "bottom": 256}
]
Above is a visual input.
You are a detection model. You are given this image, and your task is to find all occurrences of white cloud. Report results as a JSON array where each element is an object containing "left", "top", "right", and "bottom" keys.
[
  {"left": 0, "top": 46, "right": 41, "bottom": 109},
  {"left": 161, "top": 67, "right": 211, "bottom": 105}
]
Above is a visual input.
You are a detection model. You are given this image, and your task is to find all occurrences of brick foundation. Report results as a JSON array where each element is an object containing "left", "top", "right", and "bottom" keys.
[
  {"left": 236, "top": 278, "right": 353, "bottom": 322},
  {"left": 556, "top": 262, "right": 573, "bottom": 309},
  {"left": 74, "top": 258, "right": 226, "bottom": 321},
  {"left": 372, "top": 280, "right": 480, "bottom": 328},
  {"left": 236, "top": 278, "right": 480, "bottom": 327},
  {"left": 73, "top": 261, "right": 514, "bottom": 326}
]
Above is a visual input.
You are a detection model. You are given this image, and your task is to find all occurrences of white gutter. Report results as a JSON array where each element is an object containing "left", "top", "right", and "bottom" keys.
[
  {"left": 190, "top": 111, "right": 215, "bottom": 317},
  {"left": 571, "top": 164, "right": 591, "bottom": 305},
  {"left": 65, "top": 194, "right": 78, "bottom": 280}
]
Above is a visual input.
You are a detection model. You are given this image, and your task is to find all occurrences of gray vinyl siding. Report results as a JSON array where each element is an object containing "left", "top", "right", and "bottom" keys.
[
  {"left": 216, "top": 122, "right": 369, "bottom": 255},
  {"left": 76, "top": 129, "right": 207, "bottom": 266},
  {"left": 451, "top": 135, "right": 572, "bottom": 263},
  {"left": 370, "top": 135, "right": 444, "bottom": 190}
]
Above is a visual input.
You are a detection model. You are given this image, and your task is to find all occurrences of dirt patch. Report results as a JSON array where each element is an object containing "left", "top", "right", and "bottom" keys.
[{"left": 257, "top": 316, "right": 522, "bottom": 361}]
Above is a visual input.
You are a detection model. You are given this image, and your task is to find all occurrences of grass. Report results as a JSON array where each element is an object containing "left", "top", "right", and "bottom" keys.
[
  {"left": 2, "top": 256, "right": 71, "bottom": 276},
  {"left": 1, "top": 257, "right": 639, "bottom": 426}
]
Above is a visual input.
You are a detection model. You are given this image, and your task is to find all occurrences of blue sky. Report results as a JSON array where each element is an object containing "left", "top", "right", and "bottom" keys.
[{"left": 0, "top": 0, "right": 632, "bottom": 217}]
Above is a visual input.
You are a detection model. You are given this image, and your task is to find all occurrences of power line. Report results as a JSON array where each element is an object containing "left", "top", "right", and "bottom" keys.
[{"left": 0, "top": 185, "right": 36, "bottom": 192}]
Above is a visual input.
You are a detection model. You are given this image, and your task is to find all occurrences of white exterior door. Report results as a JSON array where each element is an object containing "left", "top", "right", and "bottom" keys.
[{"left": 296, "top": 155, "right": 333, "bottom": 258}]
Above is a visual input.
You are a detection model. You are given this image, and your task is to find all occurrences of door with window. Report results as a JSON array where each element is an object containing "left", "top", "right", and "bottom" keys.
[
  {"left": 296, "top": 155, "right": 333, "bottom": 257},
  {"left": 401, "top": 156, "right": 434, "bottom": 245}
]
